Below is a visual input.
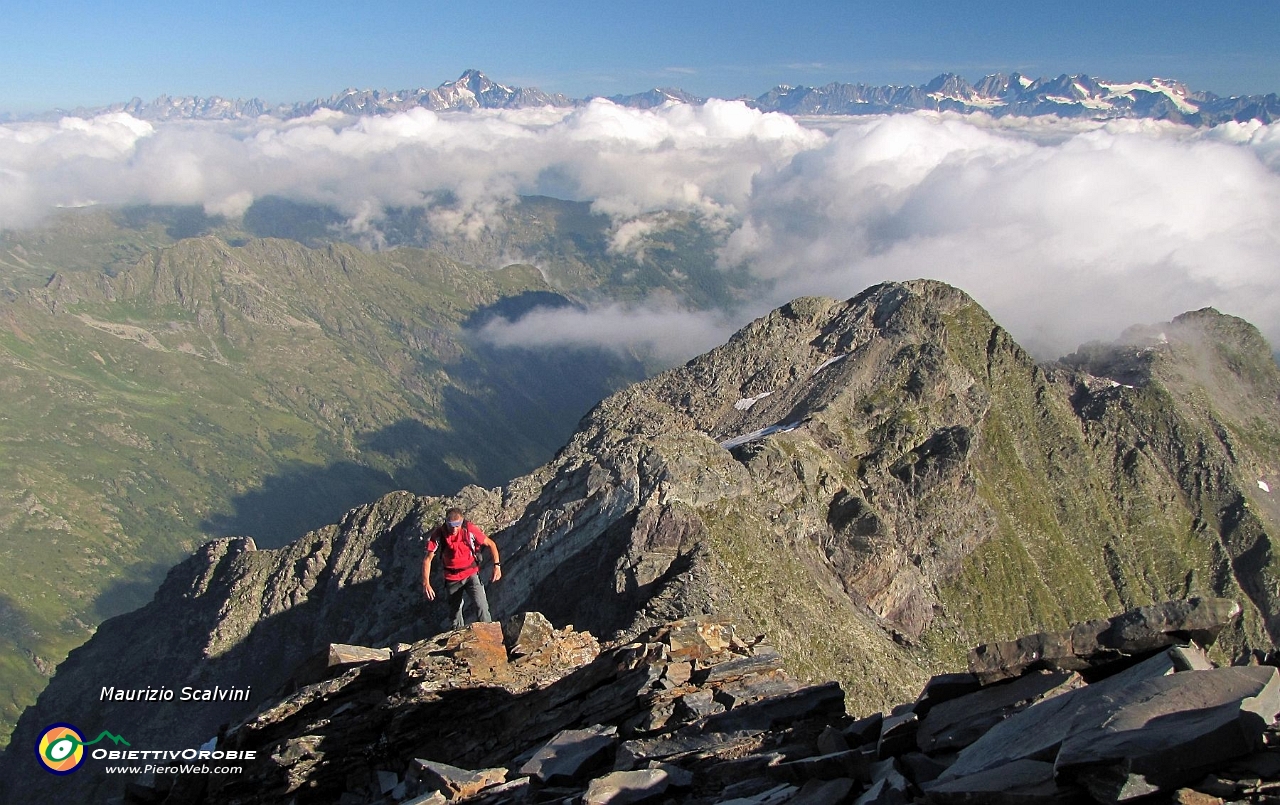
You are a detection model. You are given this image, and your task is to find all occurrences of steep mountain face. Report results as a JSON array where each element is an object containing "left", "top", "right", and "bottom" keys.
[
  {"left": 36, "top": 69, "right": 1280, "bottom": 126},
  {"left": 4, "top": 280, "right": 1278, "bottom": 801},
  {"left": 0, "top": 230, "right": 646, "bottom": 749}
]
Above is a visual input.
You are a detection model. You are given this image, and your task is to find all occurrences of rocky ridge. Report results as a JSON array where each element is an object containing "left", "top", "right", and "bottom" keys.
[
  {"left": 4, "top": 280, "right": 1279, "bottom": 801},
  {"left": 125, "top": 598, "right": 1280, "bottom": 805}
]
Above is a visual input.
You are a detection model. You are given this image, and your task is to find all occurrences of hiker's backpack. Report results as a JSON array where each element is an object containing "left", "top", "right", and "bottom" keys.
[{"left": 458, "top": 521, "right": 480, "bottom": 568}]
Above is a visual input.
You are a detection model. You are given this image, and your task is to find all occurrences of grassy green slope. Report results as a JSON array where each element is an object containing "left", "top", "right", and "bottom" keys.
[
  {"left": 932, "top": 303, "right": 1278, "bottom": 666},
  {"left": 0, "top": 231, "right": 646, "bottom": 746}
]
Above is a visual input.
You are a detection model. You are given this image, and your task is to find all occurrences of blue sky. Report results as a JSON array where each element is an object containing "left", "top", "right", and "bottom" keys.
[{"left": 2, "top": 0, "right": 1278, "bottom": 113}]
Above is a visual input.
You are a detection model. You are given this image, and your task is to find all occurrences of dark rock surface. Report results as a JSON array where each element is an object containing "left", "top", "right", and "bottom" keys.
[
  {"left": 969, "top": 598, "right": 1243, "bottom": 683},
  {"left": 938, "top": 646, "right": 1191, "bottom": 783},
  {"left": 520, "top": 726, "right": 616, "bottom": 784},
  {"left": 1053, "top": 666, "right": 1280, "bottom": 801},
  {"left": 915, "top": 670, "right": 1085, "bottom": 754},
  {"left": 103, "top": 601, "right": 1280, "bottom": 805}
]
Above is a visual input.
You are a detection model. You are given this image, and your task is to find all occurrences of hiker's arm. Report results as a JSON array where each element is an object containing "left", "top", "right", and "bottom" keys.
[
  {"left": 423, "top": 551, "right": 436, "bottom": 600},
  {"left": 487, "top": 541, "right": 502, "bottom": 582}
]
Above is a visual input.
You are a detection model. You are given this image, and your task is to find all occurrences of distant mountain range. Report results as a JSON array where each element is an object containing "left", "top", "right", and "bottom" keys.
[{"left": 17, "top": 68, "right": 1280, "bottom": 126}]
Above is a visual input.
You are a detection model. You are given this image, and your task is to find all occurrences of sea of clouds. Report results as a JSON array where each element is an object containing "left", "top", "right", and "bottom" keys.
[{"left": 1, "top": 99, "right": 1278, "bottom": 360}]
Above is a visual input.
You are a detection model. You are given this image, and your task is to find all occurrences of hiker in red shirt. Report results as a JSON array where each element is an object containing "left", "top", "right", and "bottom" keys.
[{"left": 423, "top": 507, "right": 502, "bottom": 630}]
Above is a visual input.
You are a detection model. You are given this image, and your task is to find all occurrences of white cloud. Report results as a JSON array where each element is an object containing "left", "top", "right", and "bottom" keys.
[
  {"left": 0, "top": 99, "right": 820, "bottom": 237},
  {"left": 723, "top": 112, "right": 1280, "bottom": 356},
  {"left": 608, "top": 217, "right": 658, "bottom": 256},
  {"left": 2, "top": 104, "right": 1279, "bottom": 360},
  {"left": 476, "top": 301, "right": 734, "bottom": 363}
]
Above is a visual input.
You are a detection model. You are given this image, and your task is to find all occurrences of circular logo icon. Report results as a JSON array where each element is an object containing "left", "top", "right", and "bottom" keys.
[{"left": 36, "top": 723, "right": 85, "bottom": 775}]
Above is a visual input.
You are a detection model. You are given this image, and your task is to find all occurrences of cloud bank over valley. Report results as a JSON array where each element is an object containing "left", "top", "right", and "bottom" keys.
[{"left": 2, "top": 100, "right": 1278, "bottom": 358}]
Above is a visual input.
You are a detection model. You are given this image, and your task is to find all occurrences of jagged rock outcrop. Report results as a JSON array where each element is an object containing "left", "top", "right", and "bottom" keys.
[
  {"left": 4, "top": 280, "right": 1279, "bottom": 802},
  {"left": 113, "top": 602, "right": 1280, "bottom": 805}
]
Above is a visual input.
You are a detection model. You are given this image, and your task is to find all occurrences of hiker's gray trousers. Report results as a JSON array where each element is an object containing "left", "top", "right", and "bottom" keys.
[{"left": 446, "top": 573, "right": 491, "bottom": 630}]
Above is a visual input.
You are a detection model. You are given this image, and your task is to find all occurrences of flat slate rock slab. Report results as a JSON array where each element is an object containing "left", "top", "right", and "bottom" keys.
[
  {"left": 582, "top": 769, "right": 671, "bottom": 805},
  {"left": 411, "top": 759, "right": 507, "bottom": 800},
  {"left": 518, "top": 725, "right": 616, "bottom": 784},
  {"left": 1055, "top": 666, "right": 1280, "bottom": 802},
  {"left": 702, "top": 681, "right": 845, "bottom": 734},
  {"left": 924, "top": 759, "right": 1078, "bottom": 804},
  {"left": 939, "top": 646, "right": 1184, "bottom": 783},
  {"left": 789, "top": 777, "right": 858, "bottom": 805},
  {"left": 916, "top": 670, "right": 1085, "bottom": 754},
  {"left": 968, "top": 598, "right": 1239, "bottom": 683}
]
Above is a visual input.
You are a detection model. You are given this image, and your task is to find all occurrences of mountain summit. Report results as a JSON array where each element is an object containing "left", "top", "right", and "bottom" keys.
[{"left": 3, "top": 280, "right": 1278, "bottom": 801}]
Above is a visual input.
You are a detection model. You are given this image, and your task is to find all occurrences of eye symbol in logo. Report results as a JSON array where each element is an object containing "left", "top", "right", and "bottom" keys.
[{"left": 37, "top": 723, "right": 85, "bottom": 775}]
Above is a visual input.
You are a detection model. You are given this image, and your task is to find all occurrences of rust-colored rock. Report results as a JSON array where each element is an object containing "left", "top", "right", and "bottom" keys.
[{"left": 451, "top": 622, "right": 509, "bottom": 677}]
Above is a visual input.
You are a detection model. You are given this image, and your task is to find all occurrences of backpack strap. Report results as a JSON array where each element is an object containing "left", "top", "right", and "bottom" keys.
[{"left": 464, "top": 521, "right": 480, "bottom": 569}]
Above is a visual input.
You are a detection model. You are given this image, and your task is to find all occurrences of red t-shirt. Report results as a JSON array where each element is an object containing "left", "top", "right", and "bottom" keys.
[{"left": 426, "top": 522, "right": 488, "bottom": 582}]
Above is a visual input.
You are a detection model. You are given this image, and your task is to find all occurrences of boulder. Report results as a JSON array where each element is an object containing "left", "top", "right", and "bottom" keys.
[
  {"left": 645, "top": 761, "right": 694, "bottom": 789},
  {"left": 878, "top": 710, "right": 919, "bottom": 759},
  {"left": 1054, "top": 666, "right": 1280, "bottom": 802},
  {"left": 286, "top": 643, "right": 393, "bottom": 688},
  {"left": 1100, "top": 599, "right": 1240, "bottom": 654},
  {"left": 898, "top": 752, "right": 949, "bottom": 786},
  {"left": 843, "top": 712, "right": 884, "bottom": 748},
  {"left": 663, "top": 618, "right": 735, "bottom": 661},
  {"left": 410, "top": 760, "right": 507, "bottom": 800},
  {"left": 969, "top": 598, "right": 1240, "bottom": 683},
  {"left": 698, "top": 647, "right": 785, "bottom": 684},
  {"left": 817, "top": 725, "right": 850, "bottom": 756},
  {"left": 1171, "top": 791, "right": 1225, "bottom": 805},
  {"left": 854, "top": 758, "right": 911, "bottom": 805},
  {"left": 518, "top": 725, "right": 616, "bottom": 784},
  {"left": 923, "top": 759, "right": 1075, "bottom": 804},
  {"left": 702, "top": 682, "right": 845, "bottom": 733},
  {"left": 582, "top": 769, "right": 671, "bottom": 805},
  {"left": 376, "top": 769, "right": 398, "bottom": 793},
  {"left": 769, "top": 749, "right": 876, "bottom": 783},
  {"left": 450, "top": 622, "right": 509, "bottom": 676},
  {"left": 939, "top": 647, "right": 1183, "bottom": 782},
  {"left": 1169, "top": 644, "right": 1214, "bottom": 672},
  {"left": 719, "top": 775, "right": 789, "bottom": 800},
  {"left": 913, "top": 673, "right": 984, "bottom": 717},
  {"left": 616, "top": 730, "right": 762, "bottom": 770},
  {"left": 664, "top": 661, "right": 693, "bottom": 687},
  {"left": 714, "top": 671, "right": 803, "bottom": 709},
  {"left": 471, "top": 777, "right": 532, "bottom": 805},
  {"left": 674, "top": 690, "right": 725, "bottom": 721},
  {"left": 790, "top": 777, "right": 859, "bottom": 805},
  {"left": 503, "top": 612, "right": 556, "bottom": 658},
  {"left": 915, "top": 670, "right": 1085, "bottom": 754}
]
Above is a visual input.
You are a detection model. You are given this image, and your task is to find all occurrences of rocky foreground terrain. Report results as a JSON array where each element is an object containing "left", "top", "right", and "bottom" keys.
[
  {"left": 3, "top": 280, "right": 1278, "bottom": 801},
  {"left": 127, "top": 597, "right": 1280, "bottom": 804}
]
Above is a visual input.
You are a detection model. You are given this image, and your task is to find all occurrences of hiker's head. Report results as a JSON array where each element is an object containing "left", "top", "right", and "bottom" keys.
[{"left": 445, "top": 508, "right": 464, "bottom": 529}]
